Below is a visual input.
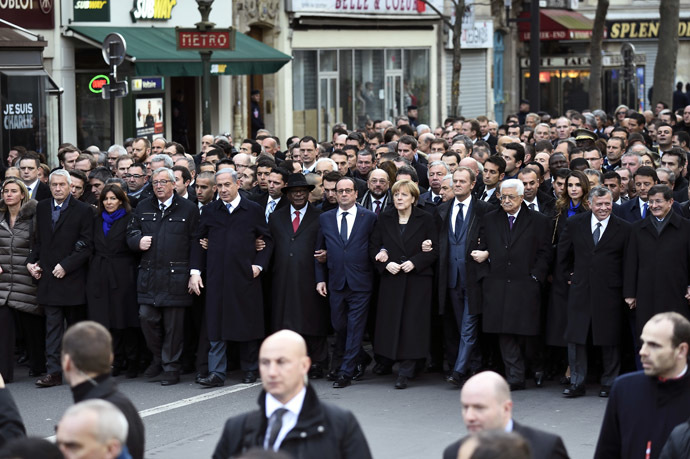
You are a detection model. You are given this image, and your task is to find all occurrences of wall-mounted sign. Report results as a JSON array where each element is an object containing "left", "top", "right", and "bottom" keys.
[
  {"left": 446, "top": 20, "right": 494, "bottom": 50},
  {"left": 135, "top": 97, "right": 164, "bottom": 140},
  {"left": 176, "top": 29, "right": 235, "bottom": 51},
  {"left": 132, "top": 76, "right": 164, "bottom": 92},
  {"left": 0, "top": 0, "right": 54, "bottom": 29},
  {"left": 73, "top": 0, "right": 109, "bottom": 22},
  {"left": 2, "top": 103, "right": 33, "bottom": 130},
  {"left": 520, "top": 54, "right": 646, "bottom": 69},
  {"left": 131, "top": 0, "right": 176, "bottom": 22},
  {"left": 89, "top": 74, "right": 110, "bottom": 93},
  {"left": 286, "top": 0, "right": 443, "bottom": 16},
  {"left": 606, "top": 19, "right": 690, "bottom": 40}
]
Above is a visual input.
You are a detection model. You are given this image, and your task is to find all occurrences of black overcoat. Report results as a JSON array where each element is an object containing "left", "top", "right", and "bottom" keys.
[
  {"left": 478, "top": 204, "right": 553, "bottom": 336},
  {"left": 87, "top": 213, "right": 140, "bottom": 329},
  {"left": 27, "top": 196, "right": 93, "bottom": 306},
  {"left": 268, "top": 203, "right": 329, "bottom": 336},
  {"left": 556, "top": 212, "right": 631, "bottom": 346},
  {"left": 369, "top": 207, "right": 438, "bottom": 360},
  {"left": 191, "top": 198, "right": 273, "bottom": 342},
  {"left": 623, "top": 212, "right": 690, "bottom": 335}
]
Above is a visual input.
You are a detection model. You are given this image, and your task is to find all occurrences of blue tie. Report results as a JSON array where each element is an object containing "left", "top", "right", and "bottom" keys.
[
  {"left": 340, "top": 212, "right": 349, "bottom": 243},
  {"left": 226, "top": 203, "right": 233, "bottom": 214},
  {"left": 642, "top": 202, "right": 648, "bottom": 218},
  {"left": 454, "top": 203, "right": 464, "bottom": 239}
]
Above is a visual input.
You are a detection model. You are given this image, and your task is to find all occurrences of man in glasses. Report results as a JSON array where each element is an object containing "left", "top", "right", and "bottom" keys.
[
  {"left": 471, "top": 179, "right": 553, "bottom": 391},
  {"left": 126, "top": 167, "right": 199, "bottom": 386}
]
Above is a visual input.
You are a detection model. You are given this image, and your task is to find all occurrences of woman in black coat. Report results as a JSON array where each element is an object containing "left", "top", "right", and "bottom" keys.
[
  {"left": 87, "top": 184, "right": 140, "bottom": 378},
  {"left": 369, "top": 180, "right": 438, "bottom": 389}
]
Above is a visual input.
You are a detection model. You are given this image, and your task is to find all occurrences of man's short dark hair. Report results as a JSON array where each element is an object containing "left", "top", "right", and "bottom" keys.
[
  {"left": 172, "top": 165, "right": 192, "bottom": 184},
  {"left": 397, "top": 135, "right": 418, "bottom": 151},
  {"left": 633, "top": 166, "right": 659, "bottom": 183},
  {"left": 69, "top": 169, "right": 88, "bottom": 184},
  {"left": 396, "top": 165, "right": 419, "bottom": 183},
  {"left": 648, "top": 184, "right": 673, "bottom": 201},
  {"left": 300, "top": 136, "right": 318, "bottom": 149},
  {"left": 663, "top": 147, "right": 687, "bottom": 168},
  {"left": 652, "top": 312, "right": 690, "bottom": 348},
  {"left": 441, "top": 151, "right": 461, "bottom": 164},
  {"left": 62, "top": 321, "right": 112, "bottom": 375},
  {"left": 165, "top": 141, "right": 185, "bottom": 155},
  {"left": 674, "top": 131, "right": 690, "bottom": 148},
  {"left": 485, "top": 155, "right": 507, "bottom": 175},
  {"left": 603, "top": 171, "right": 621, "bottom": 184},
  {"left": 629, "top": 111, "right": 646, "bottom": 126},
  {"left": 504, "top": 143, "right": 525, "bottom": 164},
  {"left": 535, "top": 140, "right": 553, "bottom": 153},
  {"left": 206, "top": 148, "right": 226, "bottom": 160},
  {"left": 18, "top": 153, "right": 40, "bottom": 169},
  {"left": 89, "top": 166, "right": 113, "bottom": 183},
  {"left": 256, "top": 158, "right": 276, "bottom": 170},
  {"left": 322, "top": 171, "right": 342, "bottom": 184},
  {"left": 347, "top": 132, "right": 365, "bottom": 147},
  {"left": 242, "top": 139, "right": 262, "bottom": 155},
  {"left": 553, "top": 168, "right": 571, "bottom": 180},
  {"left": 270, "top": 167, "right": 290, "bottom": 183}
]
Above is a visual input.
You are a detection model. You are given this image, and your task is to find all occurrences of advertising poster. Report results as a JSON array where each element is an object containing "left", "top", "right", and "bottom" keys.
[{"left": 135, "top": 97, "right": 164, "bottom": 140}]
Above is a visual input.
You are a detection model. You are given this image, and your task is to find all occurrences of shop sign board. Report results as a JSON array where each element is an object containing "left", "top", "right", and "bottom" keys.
[
  {"left": 287, "top": 0, "right": 443, "bottom": 16},
  {"left": 89, "top": 74, "right": 110, "bottom": 93},
  {"left": 521, "top": 54, "right": 646, "bottom": 69},
  {"left": 446, "top": 20, "right": 494, "bottom": 49},
  {"left": 73, "top": 0, "right": 110, "bottom": 22},
  {"left": 131, "top": 0, "right": 176, "bottom": 22},
  {"left": 132, "top": 76, "right": 164, "bottom": 92},
  {"left": 0, "top": 0, "right": 54, "bottom": 29}
]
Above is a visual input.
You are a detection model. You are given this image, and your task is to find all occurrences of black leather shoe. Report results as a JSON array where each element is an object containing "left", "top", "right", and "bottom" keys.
[
  {"left": 199, "top": 373, "right": 225, "bottom": 388},
  {"left": 195, "top": 373, "right": 208, "bottom": 384},
  {"left": 144, "top": 363, "right": 163, "bottom": 379},
  {"left": 562, "top": 384, "right": 586, "bottom": 398},
  {"left": 326, "top": 370, "right": 339, "bottom": 381},
  {"left": 28, "top": 369, "right": 46, "bottom": 377},
  {"left": 242, "top": 371, "right": 258, "bottom": 384},
  {"left": 160, "top": 371, "right": 180, "bottom": 386},
  {"left": 352, "top": 353, "right": 372, "bottom": 381},
  {"left": 125, "top": 365, "right": 139, "bottom": 379},
  {"left": 373, "top": 363, "right": 393, "bottom": 376},
  {"left": 599, "top": 386, "right": 611, "bottom": 398},
  {"left": 509, "top": 381, "right": 526, "bottom": 391},
  {"left": 35, "top": 372, "right": 62, "bottom": 388},
  {"left": 395, "top": 375, "right": 408, "bottom": 389},
  {"left": 534, "top": 371, "right": 545, "bottom": 388},
  {"left": 446, "top": 371, "right": 467, "bottom": 387},
  {"left": 333, "top": 375, "right": 351, "bottom": 388},
  {"left": 559, "top": 375, "right": 571, "bottom": 386},
  {"left": 308, "top": 365, "right": 324, "bottom": 380}
]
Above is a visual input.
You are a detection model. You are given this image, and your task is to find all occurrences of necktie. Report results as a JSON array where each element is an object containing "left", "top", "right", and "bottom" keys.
[
  {"left": 340, "top": 212, "right": 349, "bottom": 243},
  {"left": 292, "top": 210, "right": 300, "bottom": 233},
  {"left": 374, "top": 200, "right": 381, "bottom": 215},
  {"left": 642, "top": 202, "right": 648, "bottom": 218},
  {"left": 226, "top": 203, "right": 233, "bottom": 214},
  {"left": 508, "top": 215, "right": 515, "bottom": 230},
  {"left": 266, "top": 200, "right": 277, "bottom": 222},
  {"left": 480, "top": 191, "right": 488, "bottom": 201},
  {"left": 529, "top": 203, "right": 535, "bottom": 211},
  {"left": 266, "top": 408, "right": 288, "bottom": 450},
  {"left": 52, "top": 204, "right": 61, "bottom": 228},
  {"left": 593, "top": 222, "right": 602, "bottom": 245},
  {"left": 160, "top": 202, "right": 166, "bottom": 213},
  {"left": 454, "top": 203, "right": 464, "bottom": 239},
  {"left": 433, "top": 196, "right": 441, "bottom": 204}
]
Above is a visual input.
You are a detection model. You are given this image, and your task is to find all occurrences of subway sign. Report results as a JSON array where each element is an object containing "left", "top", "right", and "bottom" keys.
[
  {"left": 89, "top": 74, "right": 110, "bottom": 93},
  {"left": 607, "top": 19, "right": 690, "bottom": 39}
]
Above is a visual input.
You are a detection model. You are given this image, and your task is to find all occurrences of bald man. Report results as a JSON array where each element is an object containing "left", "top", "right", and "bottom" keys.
[
  {"left": 213, "top": 330, "right": 372, "bottom": 458},
  {"left": 443, "top": 371, "right": 568, "bottom": 459}
]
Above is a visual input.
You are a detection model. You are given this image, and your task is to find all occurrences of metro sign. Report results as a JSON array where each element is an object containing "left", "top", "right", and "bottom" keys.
[{"left": 176, "top": 28, "right": 235, "bottom": 51}]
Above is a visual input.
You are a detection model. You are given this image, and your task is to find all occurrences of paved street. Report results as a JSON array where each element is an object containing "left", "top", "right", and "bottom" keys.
[{"left": 7, "top": 363, "right": 606, "bottom": 458}]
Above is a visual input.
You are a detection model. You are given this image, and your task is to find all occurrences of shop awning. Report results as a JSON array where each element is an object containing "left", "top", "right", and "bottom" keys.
[
  {"left": 66, "top": 26, "right": 292, "bottom": 76},
  {"left": 518, "top": 9, "right": 594, "bottom": 41}
]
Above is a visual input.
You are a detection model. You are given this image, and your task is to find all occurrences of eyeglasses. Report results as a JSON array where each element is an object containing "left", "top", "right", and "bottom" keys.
[
  {"left": 499, "top": 195, "right": 520, "bottom": 201},
  {"left": 152, "top": 180, "right": 171, "bottom": 186},
  {"left": 123, "top": 174, "right": 145, "bottom": 179},
  {"left": 336, "top": 188, "right": 355, "bottom": 194}
]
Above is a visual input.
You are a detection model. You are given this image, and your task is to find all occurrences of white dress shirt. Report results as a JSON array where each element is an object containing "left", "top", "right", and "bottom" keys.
[
  {"left": 290, "top": 205, "right": 307, "bottom": 224},
  {"left": 225, "top": 194, "right": 242, "bottom": 214},
  {"left": 450, "top": 195, "right": 472, "bottom": 233},
  {"left": 264, "top": 388, "right": 307, "bottom": 451},
  {"left": 591, "top": 213, "right": 610, "bottom": 237},
  {"left": 337, "top": 206, "right": 357, "bottom": 239},
  {"left": 524, "top": 198, "right": 539, "bottom": 212},
  {"left": 25, "top": 180, "right": 38, "bottom": 199}
]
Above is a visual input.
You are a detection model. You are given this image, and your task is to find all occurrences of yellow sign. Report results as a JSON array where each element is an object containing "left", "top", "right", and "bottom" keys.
[{"left": 130, "top": 0, "right": 176, "bottom": 22}]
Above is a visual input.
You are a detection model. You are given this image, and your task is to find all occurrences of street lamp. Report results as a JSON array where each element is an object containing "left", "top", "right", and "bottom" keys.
[{"left": 196, "top": 0, "right": 215, "bottom": 136}]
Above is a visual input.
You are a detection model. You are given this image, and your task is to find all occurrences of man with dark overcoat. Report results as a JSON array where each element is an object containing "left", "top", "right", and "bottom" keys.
[
  {"left": 556, "top": 186, "right": 630, "bottom": 398},
  {"left": 268, "top": 174, "right": 329, "bottom": 378},
  {"left": 126, "top": 167, "right": 199, "bottom": 386},
  {"left": 27, "top": 169, "right": 93, "bottom": 388},
  {"left": 190, "top": 168, "right": 273, "bottom": 386},
  {"left": 472, "top": 179, "right": 553, "bottom": 391}
]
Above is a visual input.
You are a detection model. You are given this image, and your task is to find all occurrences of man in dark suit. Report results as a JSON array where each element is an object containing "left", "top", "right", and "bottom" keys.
[
  {"left": 18, "top": 154, "right": 50, "bottom": 201},
  {"left": 357, "top": 168, "right": 393, "bottom": 215},
  {"left": 190, "top": 169, "right": 272, "bottom": 386},
  {"left": 27, "top": 170, "right": 93, "bottom": 388},
  {"left": 421, "top": 161, "right": 451, "bottom": 206},
  {"left": 249, "top": 167, "right": 289, "bottom": 222},
  {"left": 519, "top": 168, "right": 557, "bottom": 218},
  {"left": 268, "top": 174, "right": 329, "bottom": 379},
  {"left": 437, "top": 167, "right": 492, "bottom": 387},
  {"left": 473, "top": 179, "right": 553, "bottom": 390},
  {"left": 478, "top": 155, "right": 505, "bottom": 208},
  {"left": 397, "top": 135, "right": 429, "bottom": 189},
  {"left": 443, "top": 371, "right": 569, "bottom": 459},
  {"left": 556, "top": 186, "right": 631, "bottom": 399},
  {"left": 316, "top": 177, "right": 378, "bottom": 388},
  {"left": 618, "top": 166, "right": 658, "bottom": 222}
]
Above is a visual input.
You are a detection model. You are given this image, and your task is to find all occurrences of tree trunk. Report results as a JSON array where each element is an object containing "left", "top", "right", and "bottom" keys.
[
  {"left": 588, "top": 0, "right": 608, "bottom": 110},
  {"left": 654, "top": 0, "right": 680, "bottom": 108},
  {"left": 450, "top": 0, "right": 465, "bottom": 117}
]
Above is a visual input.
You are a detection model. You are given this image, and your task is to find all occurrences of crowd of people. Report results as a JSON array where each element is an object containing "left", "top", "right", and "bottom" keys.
[{"left": 1, "top": 100, "right": 690, "bottom": 457}]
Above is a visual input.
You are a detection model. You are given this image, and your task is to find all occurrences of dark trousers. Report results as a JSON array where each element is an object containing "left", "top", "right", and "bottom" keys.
[
  {"left": 304, "top": 335, "right": 329, "bottom": 368},
  {"left": 0, "top": 307, "right": 14, "bottom": 382},
  {"left": 139, "top": 305, "right": 185, "bottom": 373},
  {"left": 329, "top": 287, "right": 371, "bottom": 377},
  {"left": 13, "top": 309, "right": 46, "bottom": 374},
  {"left": 195, "top": 307, "right": 210, "bottom": 376},
  {"left": 568, "top": 343, "right": 620, "bottom": 387},
  {"left": 446, "top": 286, "right": 481, "bottom": 375},
  {"left": 208, "top": 339, "right": 259, "bottom": 379},
  {"left": 44, "top": 305, "right": 86, "bottom": 374},
  {"left": 181, "top": 292, "right": 205, "bottom": 371},
  {"left": 111, "top": 327, "right": 141, "bottom": 371},
  {"left": 498, "top": 334, "right": 528, "bottom": 384}
]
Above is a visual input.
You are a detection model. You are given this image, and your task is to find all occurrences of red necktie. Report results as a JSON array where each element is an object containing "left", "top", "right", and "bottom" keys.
[{"left": 292, "top": 210, "right": 300, "bottom": 233}]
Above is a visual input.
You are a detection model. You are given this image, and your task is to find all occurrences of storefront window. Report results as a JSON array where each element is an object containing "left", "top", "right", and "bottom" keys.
[
  {"left": 522, "top": 69, "right": 590, "bottom": 117},
  {"left": 293, "top": 48, "right": 430, "bottom": 139},
  {"left": 76, "top": 72, "right": 111, "bottom": 150},
  {"left": 1, "top": 73, "right": 48, "bottom": 160}
]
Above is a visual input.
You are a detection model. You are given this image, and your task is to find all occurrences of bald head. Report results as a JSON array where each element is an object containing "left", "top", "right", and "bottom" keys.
[
  {"left": 460, "top": 371, "right": 512, "bottom": 433},
  {"left": 259, "top": 330, "right": 311, "bottom": 404},
  {"left": 459, "top": 157, "right": 479, "bottom": 176},
  {"left": 261, "top": 330, "right": 308, "bottom": 358}
]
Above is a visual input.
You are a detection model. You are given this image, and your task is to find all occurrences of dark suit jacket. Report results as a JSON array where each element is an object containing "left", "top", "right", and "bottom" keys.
[
  {"left": 443, "top": 420, "right": 569, "bottom": 459},
  {"left": 436, "top": 197, "right": 492, "bottom": 315},
  {"left": 412, "top": 160, "right": 430, "bottom": 189},
  {"left": 31, "top": 181, "right": 51, "bottom": 202},
  {"left": 420, "top": 190, "right": 443, "bottom": 206},
  {"left": 249, "top": 192, "right": 289, "bottom": 217},
  {"left": 358, "top": 190, "right": 393, "bottom": 214},
  {"left": 535, "top": 190, "right": 557, "bottom": 218},
  {"left": 27, "top": 196, "right": 93, "bottom": 306},
  {"left": 0, "top": 389, "right": 25, "bottom": 450},
  {"left": 618, "top": 197, "right": 684, "bottom": 223},
  {"left": 316, "top": 204, "right": 377, "bottom": 292}
]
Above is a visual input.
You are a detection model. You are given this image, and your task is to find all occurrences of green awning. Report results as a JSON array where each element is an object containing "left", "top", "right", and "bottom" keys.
[{"left": 67, "top": 26, "right": 291, "bottom": 76}]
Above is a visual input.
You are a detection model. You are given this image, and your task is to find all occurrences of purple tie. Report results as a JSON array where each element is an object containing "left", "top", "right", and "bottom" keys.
[
  {"left": 508, "top": 215, "right": 515, "bottom": 230},
  {"left": 374, "top": 200, "right": 381, "bottom": 215}
]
